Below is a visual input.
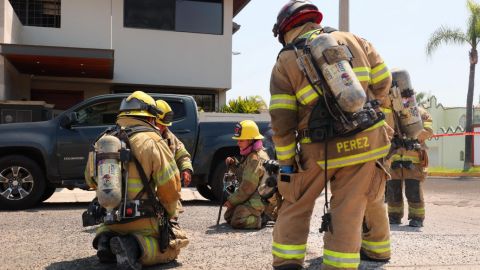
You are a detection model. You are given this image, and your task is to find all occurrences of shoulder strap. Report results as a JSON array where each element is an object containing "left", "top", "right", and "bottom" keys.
[{"left": 277, "top": 26, "right": 338, "bottom": 58}]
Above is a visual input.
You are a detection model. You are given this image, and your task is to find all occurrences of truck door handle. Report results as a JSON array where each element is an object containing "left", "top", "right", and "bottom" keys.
[{"left": 174, "top": 129, "right": 191, "bottom": 134}]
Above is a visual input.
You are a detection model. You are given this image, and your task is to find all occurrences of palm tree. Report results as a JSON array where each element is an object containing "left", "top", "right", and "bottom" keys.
[{"left": 426, "top": 0, "right": 480, "bottom": 170}]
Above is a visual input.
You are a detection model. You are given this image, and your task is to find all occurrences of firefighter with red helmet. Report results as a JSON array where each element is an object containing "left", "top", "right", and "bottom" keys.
[{"left": 269, "top": 1, "right": 393, "bottom": 269}]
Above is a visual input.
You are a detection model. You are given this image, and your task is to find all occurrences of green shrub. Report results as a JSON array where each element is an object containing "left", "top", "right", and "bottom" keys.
[{"left": 220, "top": 96, "right": 267, "bottom": 113}]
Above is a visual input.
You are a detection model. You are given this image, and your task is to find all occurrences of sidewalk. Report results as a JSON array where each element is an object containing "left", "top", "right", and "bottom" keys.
[{"left": 45, "top": 188, "right": 208, "bottom": 203}]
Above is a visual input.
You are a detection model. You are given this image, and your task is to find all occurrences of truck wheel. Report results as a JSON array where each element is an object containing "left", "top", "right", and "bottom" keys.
[
  {"left": 41, "top": 186, "right": 57, "bottom": 202},
  {"left": 0, "top": 155, "right": 46, "bottom": 210},
  {"left": 210, "top": 162, "right": 228, "bottom": 203},
  {"left": 196, "top": 184, "right": 215, "bottom": 201}
]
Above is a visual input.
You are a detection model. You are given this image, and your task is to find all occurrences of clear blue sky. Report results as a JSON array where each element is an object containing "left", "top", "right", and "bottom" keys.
[{"left": 229, "top": 0, "right": 475, "bottom": 108}]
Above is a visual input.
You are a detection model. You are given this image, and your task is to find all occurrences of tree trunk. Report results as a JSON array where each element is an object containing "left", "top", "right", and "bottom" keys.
[{"left": 464, "top": 49, "right": 477, "bottom": 171}]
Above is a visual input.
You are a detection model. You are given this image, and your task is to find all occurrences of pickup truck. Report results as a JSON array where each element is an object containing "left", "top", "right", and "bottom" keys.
[{"left": 0, "top": 94, "right": 272, "bottom": 210}]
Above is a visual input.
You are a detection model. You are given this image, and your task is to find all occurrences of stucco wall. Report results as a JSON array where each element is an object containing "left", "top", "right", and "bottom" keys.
[{"left": 424, "top": 96, "right": 480, "bottom": 169}]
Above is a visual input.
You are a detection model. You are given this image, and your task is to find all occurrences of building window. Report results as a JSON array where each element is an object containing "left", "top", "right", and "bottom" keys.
[
  {"left": 124, "top": 0, "right": 223, "bottom": 35},
  {"left": 9, "top": 0, "right": 61, "bottom": 28},
  {"left": 192, "top": 94, "right": 215, "bottom": 112}
]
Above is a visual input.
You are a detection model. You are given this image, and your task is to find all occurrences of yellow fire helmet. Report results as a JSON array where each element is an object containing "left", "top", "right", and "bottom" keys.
[
  {"left": 155, "top": 99, "right": 174, "bottom": 126},
  {"left": 118, "top": 91, "right": 160, "bottom": 118},
  {"left": 232, "top": 120, "right": 264, "bottom": 140}
]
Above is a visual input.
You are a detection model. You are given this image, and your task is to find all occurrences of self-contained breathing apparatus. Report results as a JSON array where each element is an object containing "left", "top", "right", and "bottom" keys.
[
  {"left": 292, "top": 29, "right": 384, "bottom": 142},
  {"left": 389, "top": 69, "right": 424, "bottom": 152},
  {"left": 82, "top": 125, "right": 172, "bottom": 252},
  {"left": 258, "top": 160, "right": 280, "bottom": 201}
]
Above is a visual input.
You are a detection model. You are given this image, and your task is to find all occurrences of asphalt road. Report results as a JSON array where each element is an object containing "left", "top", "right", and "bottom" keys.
[{"left": 1, "top": 177, "right": 479, "bottom": 270}]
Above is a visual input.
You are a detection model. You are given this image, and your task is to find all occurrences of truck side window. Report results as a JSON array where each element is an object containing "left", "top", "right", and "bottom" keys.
[
  {"left": 165, "top": 100, "right": 186, "bottom": 121},
  {"left": 74, "top": 101, "right": 121, "bottom": 126}
]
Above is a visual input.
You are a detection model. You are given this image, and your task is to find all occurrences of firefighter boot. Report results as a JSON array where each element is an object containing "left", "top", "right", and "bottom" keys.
[
  {"left": 409, "top": 219, "right": 423, "bottom": 227},
  {"left": 96, "top": 234, "right": 116, "bottom": 263},
  {"left": 273, "top": 264, "right": 303, "bottom": 270},
  {"left": 110, "top": 235, "right": 142, "bottom": 270}
]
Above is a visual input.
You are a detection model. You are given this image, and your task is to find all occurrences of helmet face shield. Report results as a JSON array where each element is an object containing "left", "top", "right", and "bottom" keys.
[
  {"left": 119, "top": 96, "right": 161, "bottom": 118},
  {"left": 160, "top": 111, "right": 174, "bottom": 126}
]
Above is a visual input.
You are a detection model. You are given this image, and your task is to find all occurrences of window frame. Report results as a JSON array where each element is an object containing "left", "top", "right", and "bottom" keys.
[{"left": 123, "top": 0, "right": 224, "bottom": 35}]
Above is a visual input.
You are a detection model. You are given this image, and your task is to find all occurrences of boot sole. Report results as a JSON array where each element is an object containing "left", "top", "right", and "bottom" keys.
[{"left": 110, "top": 237, "right": 142, "bottom": 270}]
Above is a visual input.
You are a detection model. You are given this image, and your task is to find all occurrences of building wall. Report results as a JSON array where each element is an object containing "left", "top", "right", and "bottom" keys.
[
  {"left": 0, "top": 0, "right": 24, "bottom": 100},
  {"left": 17, "top": 0, "right": 233, "bottom": 90},
  {"left": 424, "top": 96, "right": 480, "bottom": 169},
  {"left": 20, "top": 0, "right": 111, "bottom": 49}
]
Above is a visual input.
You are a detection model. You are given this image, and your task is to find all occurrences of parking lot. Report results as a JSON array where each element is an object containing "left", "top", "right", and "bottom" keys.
[{"left": 1, "top": 177, "right": 480, "bottom": 270}]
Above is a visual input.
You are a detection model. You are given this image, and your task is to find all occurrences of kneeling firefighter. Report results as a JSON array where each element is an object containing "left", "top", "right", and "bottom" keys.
[
  {"left": 84, "top": 91, "right": 188, "bottom": 270},
  {"left": 269, "top": 1, "right": 394, "bottom": 269},
  {"left": 223, "top": 120, "right": 271, "bottom": 229},
  {"left": 386, "top": 69, "right": 434, "bottom": 227},
  {"left": 154, "top": 99, "right": 194, "bottom": 219}
]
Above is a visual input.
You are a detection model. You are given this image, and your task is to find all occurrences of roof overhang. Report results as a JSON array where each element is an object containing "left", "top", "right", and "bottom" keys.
[
  {"left": 233, "top": 0, "right": 250, "bottom": 17},
  {"left": 0, "top": 44, "right": 114, "bottom": 79}
]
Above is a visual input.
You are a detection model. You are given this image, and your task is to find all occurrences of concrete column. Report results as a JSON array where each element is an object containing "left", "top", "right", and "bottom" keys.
[{"left": 339, "top": 0, "right": 349, "bottom": 32}]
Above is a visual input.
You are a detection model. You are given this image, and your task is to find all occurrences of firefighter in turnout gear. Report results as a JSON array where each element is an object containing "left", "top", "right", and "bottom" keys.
[
  {"left": 84, "top": 91, "right": 189, "bottom": 270},
  {"left": 269, "top": 1, "right": 393, "bottom": 269},
  {"left": 387, "top": 107, "right": 433, "bottom": 227},
  {"left": 155, "top": 99, "right": 193, "bottom": 187},
  {"left": 155, "top": 99, "right": 193, "bottom": 218},
  {"left": 223, "top": 120, "right": 271, "bottom": 229}
]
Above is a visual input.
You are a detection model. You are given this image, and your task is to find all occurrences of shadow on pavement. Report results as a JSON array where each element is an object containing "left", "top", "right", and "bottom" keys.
[
  {"left": 46, "top": 256, "right": 183, "bottom": 270},
  {"left": 0, "top": 202, "right": 89, "bottom": 212},
  {"left": 181, "top": 200, "right": 218, "bottom": 206},
  {"left": 389, "top": 224, "right": 422, "bottom": 232},
  {"left": 205, "top": 223, "right": 273, "bottom": 235},
  {"left": 305, "top": 256, "right": 388, "bottom": 270}
]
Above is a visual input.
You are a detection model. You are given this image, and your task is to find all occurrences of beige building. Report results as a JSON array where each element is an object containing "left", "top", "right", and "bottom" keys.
[
  {"left": 0, "top": 0, "right": 250, "bottom": 113},
  {"left": 423, "top": 96, "right": 480, "bottom": 169}
]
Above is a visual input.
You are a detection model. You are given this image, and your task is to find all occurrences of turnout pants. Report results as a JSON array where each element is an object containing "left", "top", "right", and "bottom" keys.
[
  {"left": 224, "top": 202, "right": 264, "bottom": 229},
  {"left": 94, "top": 218, "right": 189, "bottom": 266},
  {"left": 272, "top": 155, "right": 390, "bottom": 269},
  {"left": 387, "top": 164, "right": 426, "bottom": 221}
]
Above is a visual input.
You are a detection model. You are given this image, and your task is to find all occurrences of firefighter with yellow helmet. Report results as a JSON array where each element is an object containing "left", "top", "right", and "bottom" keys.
[
  {"left": 154, "top": 99, "right": 193, "bottom": 187},
  {"left": 84, "top": 91, "right": 188, "bottom": 270},
  {"left": 269, "top": 1, "right": 393, "bottom": 269},
  {"left": 223, "top": 120, "right": 270, "bottom": 229}
]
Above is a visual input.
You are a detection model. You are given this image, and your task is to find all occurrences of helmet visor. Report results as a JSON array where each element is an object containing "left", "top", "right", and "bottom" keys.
[
  {"left": 161, "top": 111, "right": 174, "bottom": 125},
  {"left": 119, "top": 98, "right": 161, "bottom": 117}
]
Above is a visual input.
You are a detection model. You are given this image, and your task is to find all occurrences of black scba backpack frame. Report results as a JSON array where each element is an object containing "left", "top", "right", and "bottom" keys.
[
  {"left": 82, "top": 124, "right": 173, "bottom": 252},
  {"left": 279, "top": 27, "right": 384, "bottom": 143}
]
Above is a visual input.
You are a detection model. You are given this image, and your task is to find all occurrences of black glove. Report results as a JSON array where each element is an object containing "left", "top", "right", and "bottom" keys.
[{"left": 263, "top": 160, "right": 280, "bottom": 175}]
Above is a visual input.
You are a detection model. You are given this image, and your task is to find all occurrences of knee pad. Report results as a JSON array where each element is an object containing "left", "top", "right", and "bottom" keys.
[{"left": 405, "top": 179, "right": 421, "bottom": 202}]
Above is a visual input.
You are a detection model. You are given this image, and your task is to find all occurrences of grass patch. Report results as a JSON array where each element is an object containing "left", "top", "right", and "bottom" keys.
[{"left": 428, "top": 167, "right": 480, "bottom": 177}]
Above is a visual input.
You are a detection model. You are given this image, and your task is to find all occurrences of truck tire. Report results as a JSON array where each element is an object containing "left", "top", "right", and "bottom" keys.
[
  {"left": 210, "top": 161, "right": 228, "bottom": 203},
  {"left": 0, "top": 155, "right": 46, "bottom": 210},
  {"left": 196, "top": 184, "right": 215, "bottom": 201},
  {"left": 41, "top": 186, "right": 57, "bottom": 202}
]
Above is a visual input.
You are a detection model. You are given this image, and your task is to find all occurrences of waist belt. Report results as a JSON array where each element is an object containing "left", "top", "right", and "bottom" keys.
[{"left": 391, "top": 160, "right": 415, "bottom": 170}]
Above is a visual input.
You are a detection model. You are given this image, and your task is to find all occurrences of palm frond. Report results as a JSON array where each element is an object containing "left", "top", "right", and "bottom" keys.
[
  {"left": 467, "top": 0, "right": 480, "bottom": 44},
  {"left": 426, "top": 26, "right": 468, "bottom": 56}
]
